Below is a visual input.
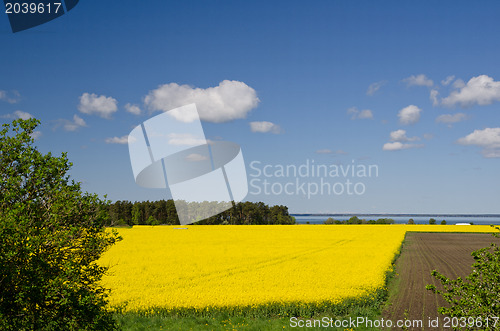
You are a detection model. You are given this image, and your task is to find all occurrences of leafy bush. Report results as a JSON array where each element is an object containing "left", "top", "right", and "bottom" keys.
[
  {"left": 426, "top": 226, "right": 500, "bottom": 330},
  {"left": 324, "top": 217, "right": 336, "bottom": 224},
  {"left": 0, "top": 119, "right": 121, "bottom": 330}
]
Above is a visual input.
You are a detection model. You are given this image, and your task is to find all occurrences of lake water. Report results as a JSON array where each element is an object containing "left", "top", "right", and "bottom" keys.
[{"left": 292, "top": 215, "right": 500, "bottom": 225}]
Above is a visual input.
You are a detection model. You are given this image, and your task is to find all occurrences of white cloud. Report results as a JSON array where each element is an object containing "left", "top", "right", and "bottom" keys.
[
  {"left": 398, "top": 105, "right": 421, "bottom": 125},
  {"left": 441, "top": 75, "right": 455, "bottom": 86},
  {"left": 452, "top": 79, "right": 465, "bottom": 89},
  {"left": 366, "top": 80, "right": 387, "bottom": 96},
  {"left": 249, "top": 121, "right": 282, "bottom": 134},
  {"left": 1, "top": 110, "right": 33, "bottom": 120},
  {"left": 56, "top": 114, "right": 87, "bottom": 132},
  {"left": 436, "top": 113, "right": 467, "bottom": 124},
  {"left": 14, "top": 110, "right": 33, "bottom": 120},
  {"left": 423, "top": 133, "right": 434, "bottom": 140},
  {"left": 457, "top": 127, "right": 500, "bottom": 158},
  {"left": 347, "top": 107, "right": 374, "bottom": 120},
  {"left": 73, "top": 114, "right": 86, "bottom": 127},
  {"left": 383, "top": 129, "right": 423, "bottom": 151},
  {"left": 185, "top": 153, "right": 209, "bottom": 162},
  {"left": 105, "top": 135, "right": 129, "bottom": 144},
  {"left": 0, "top": 90, "right": 20, "bottom": 103},
  {"left": 482, "top": 150, "right": 500, "bottom": 158},
  {"left": 403, "top": 74, "right": 433, "bottom": 87},
  {"left": 430, "top": 89, "right": 439, "bottom": 106},
  {"left": 389, "top": 129, "right": 419, "bottom": 142},
  {"left": 125, "top": 103, "right": 141, "bottom": 115},
  {"left": 144, "top": 80, "right": 259, "bottom": 123},
  {"left": 167, "top": 133, "right": 206, "bottom": 146},
  {"left": 441, "top": 75, "right": 500, "bottom": 107},
  {"left": 78, "top": 93, "right": 118, "bottom": 119},
  {"left": 383, "top": 141, "right": 423, "bottom": 151},
  {"left": 30, "top": 131, "right": 42, "bottom": 140}
]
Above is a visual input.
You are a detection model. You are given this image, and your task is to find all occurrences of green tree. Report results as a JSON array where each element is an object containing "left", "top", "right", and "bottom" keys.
[
  {"left": 131, "top": 203, "right": 141, "bottom": 225},
  {"left": 440, "top": 220, "right": 447, "bottom": 225},
  {"left": 324, "top": 217, "right": 336, "bottom": 224},
  {"left": 346, "top": 216, "right": 362, "bottom": 224},
  {"left": 0, "top": 119, "right": 120, "bottom": 330},
  {"left": 429, "top": 218, "right": 436, "bottom": 225},
  {"left": 408, "top": 218, "right": 415, "bottom": 225},
  {"left": 426, "top": 227, "right": 500, "bottom": 330}
]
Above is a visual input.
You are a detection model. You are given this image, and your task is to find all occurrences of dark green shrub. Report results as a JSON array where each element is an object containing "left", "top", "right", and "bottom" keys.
[
  {"left": 0, "top": 119, "right": 120, "bottom": 330},
  {"left": 426, "top": 227, "right": 500, "bottom": 330}
]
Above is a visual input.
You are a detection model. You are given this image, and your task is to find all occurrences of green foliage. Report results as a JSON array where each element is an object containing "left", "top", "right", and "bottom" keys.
[
  {"left": 408, "top": 218, "right": 415, "bottom": 225},
  {"left": 440, "top": 220, "right": 447, "bottom": 225},
  {"left": 346, "top": 216, "right": 362, "bottom": 224},
  {"left": 426, "top": 227, "right": 500, "bottom": 330},
  {"left": 0, "top": 119, "right": 120, "bottom": 330},
  {"left": 324, "top": 217, "right": 336, "bottom": 224},
  {"left": 325, "top": 217, "right": 394, "bottom": 225},
  {"left": 375, "top": 218, "right": 395, "bottom": 224},
  {"left": 107, "top": 200, "right": 296, "bottom": 225},
  {"left": 429, "top": 218, "right": 436, "bottom": 225}
]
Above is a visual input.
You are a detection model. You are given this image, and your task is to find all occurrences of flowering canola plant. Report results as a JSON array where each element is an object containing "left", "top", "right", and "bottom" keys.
[{"left": 98, "top": 225, "right": 494, "bottom": 311}]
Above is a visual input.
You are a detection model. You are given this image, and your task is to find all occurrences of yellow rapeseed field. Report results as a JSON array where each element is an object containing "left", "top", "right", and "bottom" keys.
[{"left": 99, "top": 225, "right": 495, "bottom": 312}]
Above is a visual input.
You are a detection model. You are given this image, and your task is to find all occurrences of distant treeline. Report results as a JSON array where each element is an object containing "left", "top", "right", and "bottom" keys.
[
  {"left": 324, "top": 216, "right": 395, "bottom": 225},
  {"left": 324, "top": 217, "right": 459, "bottom": 225},
  {"left": 105, "top": 200, "right": 296, "bottom": 226}
]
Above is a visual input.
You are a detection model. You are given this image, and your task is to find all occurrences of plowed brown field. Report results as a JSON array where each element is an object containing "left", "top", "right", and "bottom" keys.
[{"left": 384, "top": 232, "right": 500, "bottom": 330}]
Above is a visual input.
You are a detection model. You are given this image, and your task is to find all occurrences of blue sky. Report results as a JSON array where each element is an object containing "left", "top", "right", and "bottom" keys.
[{"left": 1, "top": 1, "right": 500, "bottom": 214}]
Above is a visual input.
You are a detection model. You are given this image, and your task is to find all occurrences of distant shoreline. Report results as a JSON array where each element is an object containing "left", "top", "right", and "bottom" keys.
[{"left": 292, "top": 213, "right": 500, "bottom": 218}]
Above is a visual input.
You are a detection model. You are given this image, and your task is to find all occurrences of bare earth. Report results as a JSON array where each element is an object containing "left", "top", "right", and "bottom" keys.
[{"left": 383, "top": 232, "right": 500, "bottom": 330}]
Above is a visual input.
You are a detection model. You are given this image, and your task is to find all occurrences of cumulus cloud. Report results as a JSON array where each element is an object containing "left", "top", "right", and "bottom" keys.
[
  {"left": 441, "top": 75, "right": 455, "bottom": 86},
  {"left": 457, "top": 127, "right": 500, "bottom": 158},
  {"left": 382, "top": 142, "right": 423, "bottom": 151},
  {"left": 436, "top": 113, "right": 467, "bottom": 124},
  {"left": 249, "top": 121, "right": 282, "bottom": 134},
  {"left": 1, "top": 110, "right": 33, "bottom": 120},
  {"left": 441, "top": 75, "right": 500, "bottom": 107},
  {"left": 78, "top": 93, "right": 118, "bottom": 119},
  {"left": 398, "top": 105, "right": 421, "bottom": 125},
  {"left": 347, "top": 107, "right": 374, "bottom": 120},
  {"left": 105, "top": 135, "right": 129, "bottom": 144},
  {"left": 0, "top": 90, "right": 20, "bottom": 103},
  {"left": 125, "top": 103, "right": 141, "bottom": 115},
  {"left": 185, "top": 153, "right": 209, "bottom": 162},
  {"left": 430, "top": 89, "right": 439, "bottom": 106},
  {"left": 452, "top": 79, "right": 465, "bottom": 89},
  {"left": 144, "top": 80, "right": 259, "bottom": 123},
  {"left": 383, "top": 129, "right": 423, "bottom": 151},
  {"left": 366, "top": 80, "right": 387, "bottom": 96},
  {"left": 389, "top": 129, "right": 419, "bottom": 142},
  {"left": 14, "top": 110, "right": 33, "bottom": 120},
  {"left": 403, "top": 74, "right": 433, "bottom": 87},
  {"left": 30, "top": 131, "right": 42, "bottom": 140},
  {"left": 55, "top": 114, "right": 87, "bottom": 132},
  {"left": 167, "top": 133, "right": 206, "bottom": 146}
]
